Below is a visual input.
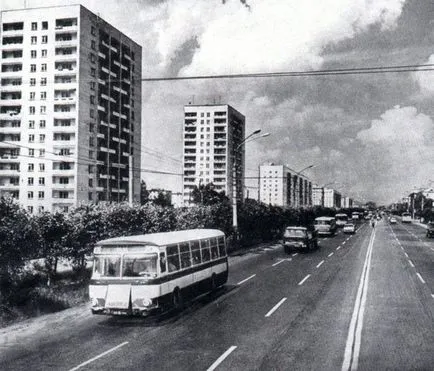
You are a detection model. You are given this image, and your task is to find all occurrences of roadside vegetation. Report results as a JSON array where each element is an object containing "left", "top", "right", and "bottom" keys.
[{"left": 0, "top": 192, "right": 364, "bottom": 327}]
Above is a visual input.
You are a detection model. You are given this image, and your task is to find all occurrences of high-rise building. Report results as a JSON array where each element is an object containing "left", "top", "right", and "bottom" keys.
[
  {"left": 342, "top": 196, "right": 353, "bottom": 208},
  {"left": 0, "top": 5, "right": 142, "bottom": 213},
  {"left": 182, "top": 104, "right": 245, "bottom": 206},
  {"left": 259, "top": 163, "right": 312, "bottom": 207},
  {"left": 323, "top": 188, "right": 341, "bottom": 208}
]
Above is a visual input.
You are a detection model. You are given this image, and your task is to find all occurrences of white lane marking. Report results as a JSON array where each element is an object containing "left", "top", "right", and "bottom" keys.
[
  {"left": 237, "top": 274, "right": 256, "bottom": 285},
  {"left": 408, "top": 260, "right": 415, "bottom": 268},
  {"left": 298, "top": 274, "right": 311, "bottom": 286},
  {"left": 265, "top": 297, "right": 287, "bottom": 317},
  {"left": 207, "top": 346, "right": 237, "bottom": 371},
  {"left": 431, "top": 294, "right": 434, "bottom": 299},
  {"left": 416, "top": 273, "right": 426, "bottom": 284},
  {"left": 69, "top": 342, "right": 129, "bottom": 371},
  {"left": 404, "top": 252, "right": 409, "bottom": 258},
  {"left": 272, "top": 259, "right": 285, "bottom": 267},
  {"left": 292, "top": 253, "right": 298, "bottom": 257},
  {"left": 316, "top": 260, "right": 325, "bottom": 268},
  {"left": 342, "top": 241, "right": 346, "bottom": 245},
  {"left": 342, "top": 227, "right": 376, "bottom": 371},
  {"left": 431, "top": 248, "right": 434, "bottom": 252},
  {"left": 328, "top": 252, "right": 334, "bottom": 257},
  {"left": 337, "top": 246, "right": 341, "bottom": 251}
]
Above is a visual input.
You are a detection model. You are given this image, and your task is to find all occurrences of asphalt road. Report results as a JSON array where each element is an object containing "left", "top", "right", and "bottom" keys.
[{"left": 0, "top": 219, "right": 433, "bottom": 370}]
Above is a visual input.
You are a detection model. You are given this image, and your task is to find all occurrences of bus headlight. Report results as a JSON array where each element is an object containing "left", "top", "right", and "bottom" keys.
[{"left": 142, "top": 298, "right": 152, "bottom": 307}]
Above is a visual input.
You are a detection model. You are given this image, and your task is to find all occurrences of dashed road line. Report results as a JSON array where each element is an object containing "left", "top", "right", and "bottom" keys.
[
  {"left": 336, "top": 246, "right": 341, "bottom": 251},
  {"left": 272, "top": 259, "right": 286, "bottom": 267},
  {"left": 237, "top": 274, "right": 256, "bottom": 285},
  {"left": 207, "top": 346, "right": 237, "bottom": 371},
  {"left": 292, "top": 253, "right": 298, "bottom": 257},
  {"left": 328, "top": 252, "right": 334, "bottom": 257},
  {"left": 265, "top": 297, "right": 287, "bottom": 317},
  {"left": 408, "top": 260, "right": 415, "bottom": 268},
  {"left": 416, "top": 273, "right": 426, "bottom": 284},
  {"left": 404, "top": 252, "right": 409, "bottom": 258},
  {"left": 298, "top": 274, "right": 311, "bottom": 286},
  {"left": 342, "top": 241, "right": 346, "bottom": 245},
  {"left": 69, "top": 342, "right": 129, "bottom": 371},
  {"left": 316, "top": 260, "right": 325, "bottom": 268}
]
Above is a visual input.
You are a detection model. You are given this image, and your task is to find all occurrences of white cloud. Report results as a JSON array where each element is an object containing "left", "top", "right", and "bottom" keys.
[
  {"left": 414, "top": 54, "right": 434, "bottom": 97},
  {"left": 149, "top": 0, "right": 406, "bottom": 75}
]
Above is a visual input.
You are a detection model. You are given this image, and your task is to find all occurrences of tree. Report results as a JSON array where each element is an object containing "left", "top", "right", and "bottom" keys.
[
  {"left": 140, "top": 180, "right": 149, "bottom": 205},
  {"left": 191, "top": 183, "right": 229, "bottom": 205}
]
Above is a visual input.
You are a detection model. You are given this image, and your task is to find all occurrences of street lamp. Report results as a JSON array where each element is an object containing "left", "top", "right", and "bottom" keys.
[{"left": 232, "top": 130, "right": 270, "bottom": 240}]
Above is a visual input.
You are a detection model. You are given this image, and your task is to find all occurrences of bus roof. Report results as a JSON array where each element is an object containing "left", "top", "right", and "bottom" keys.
[
  {"left": 335, "top": 213, "right": 348, "bottom": 217},
  {"left": 315, "top": 216, "right": 335, "bottom": 221},
  {"left": 95, "top": 229, "right": 225, "bottom": 247}
]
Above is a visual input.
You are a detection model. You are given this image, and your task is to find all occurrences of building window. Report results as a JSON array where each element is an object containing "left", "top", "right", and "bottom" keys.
[
  {"left": 29, "top": 92, "right": 35, "bottom": 100},
  {"left": 31, "top": 36, "right": 37, "bottom": 44},
  {"left": 90, "top": 81, "right": 95, "bottom": 91},
  {"left": 28, "top": 191, "right": 34, "bottom": 199},
  {"left": 91, "top": 40, "right": 96, "bottom": 50},
  {"left": 91, "top": 26, "right": 96, "bottom": 36},
  {"left": 38, "top": 206, "right": 44, "bottom": 213},
  {"left": 88, "top": 178, "right": 93, "bottom": 187},
  {"left": 89, "top": 109, "right": 94, "bottom": 118},
  {"left": 27, "top": 206, "right": 34, "bottom": 213},
  {"left": 89, "top": 123, "right": 94, "bottom": 132},
  {"left": 90, "top": 68, "right": 96, "bottom": 77},
  {"left": 28, "top": 163, "right": 34, "bottom": 171},
  {"left": 89, "top": 137, "right": 94, "bottom": 147},
  {"left": 39, "top": 163, "right": 45, "bottom": 171},
  {"left": 29, "top": 120, "right": 35, "bottom": 129},
  {"left": 40, "top": 120, "right": 46, "bottom": 128},
  {"left": 28, "top": 134, "right": 35, "bottom": 143},
  {"left": 41, "top": 63, "right": 47, "bottom": 72},
  {"left": 41, "top": 78, "right": 47, "bottom": 86},
  {"left": 39, "top": 149, "right": 45, "bottom": 157},
  {"left": 31, "top": 22, "right": 37, "bottom": 31},
  {"left": 40, "top": 91, "right": 46, "bottom": 100},
  {"left": 29, "top": 107, "right": 35, "bottom": 115},
  {"left": 41, "top": 49, "right": 47, "bottom": 57},
  {"left": 42, "top": 21, "right": 48, "bottom": 30},
  {"left": 90, "top": 95, "right": 95, "bottom": 104},
  {"left": 38, "top": 177, "right": 45, "bottom": 186},
  {"left": 30, "top": 64, "right": 36, "bottom": 72},
  {"left": 40, "top": 106, "right": 46, "bottom": 114},
  {"left": 31, "top": 50, "right": 37, "bottom": 58},
  {"left": 28, "top": 177, "right": 34, "bottom": 186},
  {"left": 59, "top": 177, "right": 69, "bottom": 184},
  {"left": 39, "top": 134, "right": 45, "bottom": 143},
  {"left": 42, "top": 35, "right": 48, "bottom": 44},
  {"left": 29, "top": 78, "right": 36, "bottom": 87},
  {"left": 38, "top": 191, "right": 44, "bottom": 199},
  {"left": 29, "top": 149, "right": 35, "bottom": 157},
  {"left": 90, "top": 53, "right": 96, "bottom": 63}
]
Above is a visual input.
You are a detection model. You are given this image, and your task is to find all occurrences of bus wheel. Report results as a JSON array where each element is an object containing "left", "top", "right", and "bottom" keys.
[
  {"left": 210, "top": 274, "right": 217, "bottom": 291},
  {"left": 172, "top": 288, "right": 183, "bottom": 310}
]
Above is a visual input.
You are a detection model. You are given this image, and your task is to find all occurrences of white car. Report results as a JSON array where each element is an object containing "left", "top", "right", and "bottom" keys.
[
  {"left": 390, "top": 217, "right": 397, "bottom": 224},
  {"left": 343, "top": 223, "right": 356, "bottom": 234}
]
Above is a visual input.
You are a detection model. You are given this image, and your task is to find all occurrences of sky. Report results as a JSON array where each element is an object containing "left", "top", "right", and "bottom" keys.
[{"left": 1, "top": 0, "right": 433, "bottom": 204}]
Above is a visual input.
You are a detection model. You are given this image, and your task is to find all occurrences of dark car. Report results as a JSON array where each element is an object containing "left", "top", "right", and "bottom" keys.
[
  {"left": 282, "top": 226, "right": 318, "bottom": 253},
  {"left": 426, "top": 222, "right": 434, "bottom": 238}
]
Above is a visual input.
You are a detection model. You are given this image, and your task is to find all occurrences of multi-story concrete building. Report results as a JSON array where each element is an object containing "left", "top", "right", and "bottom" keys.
[
  {"left": 312, "top": 186, "right": 324, "bottom": 206},
  {"left": 258, "top": 163, "right": 312, "bottom": 207},
  {"left": 312, "top": 186, "right": 341, "bottom": 208},
  {"left": 342, "top": 196, "right": 353, "bottom": 208},
  {"left": 0, "top": 5, "right": 141, "bottom": 213},
  {"left": 182, "top": 104, "right": 245, "bottom": 206}
]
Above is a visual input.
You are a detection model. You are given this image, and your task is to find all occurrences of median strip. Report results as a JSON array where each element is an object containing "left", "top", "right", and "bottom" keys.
[
  {"left": 298, "top": 274, "right": 311, "bottom": 286},
  {"left": 207, "top": 346, "right": 237, "bottom": 371},
  {"left": 69, "top": 342, "right": 129, "bottom": 371},
  {"left": 237, "top": 274, "right": 256, "bottom": 285},
  {"left": 265, "top": 297, "right": 287, "bottom": 317}
]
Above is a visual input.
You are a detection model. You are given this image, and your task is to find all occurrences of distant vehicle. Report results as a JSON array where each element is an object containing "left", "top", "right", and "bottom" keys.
[
  {"left": 390, "top": 217, "right": 397, "bottom": 224},
  {"left": 426, "top": 222, "right": 434, "bottom": 238},
  {"left": 89, "top": 229, "right": 228, "bottom": 316},
  {"left": 343, "top": 223, "right": 356, "bottom": 234},
  {"left": 401, "top": 212, "right": 412, "bottom": 223},
  {"left": 335, "top": 213, "right": 349, "bottom": 227},
  {"left": 314, "top": 216, "right": 337, "bottom": 236},
  {"left": 282, "top": 226, "right": 318, "bottom": 253},
  {"left": 351, "top": 212, "right": 360, "bottom": 220}
]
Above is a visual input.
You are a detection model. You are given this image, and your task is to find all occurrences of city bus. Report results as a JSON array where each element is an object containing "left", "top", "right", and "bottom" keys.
[
  {"left": 89, "top": 229, "right": 228, "bottom": 316},
  {"left": 335, "top": 213, "right": 349, "bottom": 227},
  {"left": 351, "top": 211, "right": 360, "bottom": 221},
  {"left": 401, "top": 212, "right": 412, "bottom": 223},
  {"left": 314, "top": 216, "right": 337, "bottom": 236}
]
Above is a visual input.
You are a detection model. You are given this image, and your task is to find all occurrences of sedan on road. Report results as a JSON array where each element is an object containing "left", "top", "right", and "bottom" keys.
[
  {"left": 390, "top": 217, "right": 397, "bottom": 224},
  {"left": 343, "top": 223, "right": 356, "bottom": 234}
]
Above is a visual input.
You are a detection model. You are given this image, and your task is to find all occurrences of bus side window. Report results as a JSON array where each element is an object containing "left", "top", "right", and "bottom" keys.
[
  {"left": 191, "top": 240, "right": 201, "bottom": 265},
  {"left": 179, "top": 242, "right": 191, "bottom": 269},
  {"left": 159, "top": 252, "right": 166, "bottom": 273},
  {"left": 217, "top": 236, "right": 226, "bottom": 257},
  {"left": 201, "top": 239, "right": 210, "bottom": 262},
  {"left": 210, "top": 238, "right": 219, "bottom": 259},
  {"left": 167, "top": 244, "right": 180, "bottom": 272}
]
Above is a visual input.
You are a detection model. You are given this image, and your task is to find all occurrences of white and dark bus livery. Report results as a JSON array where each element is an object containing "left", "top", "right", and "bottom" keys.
[
  {"left": 335, "top": 213, "right": 349, "bottom": 227},
  {"left": 401, "top": 212, "right": 412, "bottom": 223},
  {"left": 89, "top": 229, "right": 228, "bottom": 315},
  {"left": 314, "top": 216, "right": 337, "bottom": 236}
]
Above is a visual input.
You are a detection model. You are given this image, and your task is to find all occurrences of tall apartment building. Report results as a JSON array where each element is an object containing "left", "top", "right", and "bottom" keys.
[
  {"left": 323, "top": 188, "right": 341, "bottom": 208},
  {"left": 0, "top": 5, "right": 142, "bottom": 213},
  {"left": 259, "top": 163, "right": 312, "bottom": 207},
  {"left": 182, "top": 104, "right": 245, "bottom": 206},
  {"left": 342, "top": 196, "right": 353, "bottom": 208}
]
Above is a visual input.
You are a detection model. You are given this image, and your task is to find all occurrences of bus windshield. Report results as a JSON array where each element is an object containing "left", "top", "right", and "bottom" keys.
[
  {"left": 122, "top": 254, "right": 157, "bottom": 277},
  {"left": 335, "top": 214, "right": 348, "bottom": 221},
  {"left": 93, "top": 255, "right": 121, "bottom": 278}
]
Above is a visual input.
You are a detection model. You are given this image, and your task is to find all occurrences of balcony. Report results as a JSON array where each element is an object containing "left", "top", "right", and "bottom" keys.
[
  {"left": 2, "top": 37, "right": 23, "bottom": 49},
  {"left": 2, "top": 50, "right": 23, "bottom": 61},
  {"left": 0, "top": 183, "right": 19, "bottom": 190},
  {"left": 0, "top": 110, "right": 21, "bottom": 120},
  {"left": 52, "top": 183, "right": 75, "bottom": 190},
  {"left": 0, "top": 169, "right": 19, "bottom": 176}
]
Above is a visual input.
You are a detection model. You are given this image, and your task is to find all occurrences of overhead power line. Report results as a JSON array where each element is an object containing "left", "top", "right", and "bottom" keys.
[{"left": 140, "top": 63, "right": 434, "bottom": 82}]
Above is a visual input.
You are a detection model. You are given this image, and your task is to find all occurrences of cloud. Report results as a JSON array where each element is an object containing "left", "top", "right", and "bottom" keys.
[
  {"left": 414, "top": 54, "right": 434, "bottom": 96},
  {"left": 150, "top": 0, "right": 406, "bottom": 75}
]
